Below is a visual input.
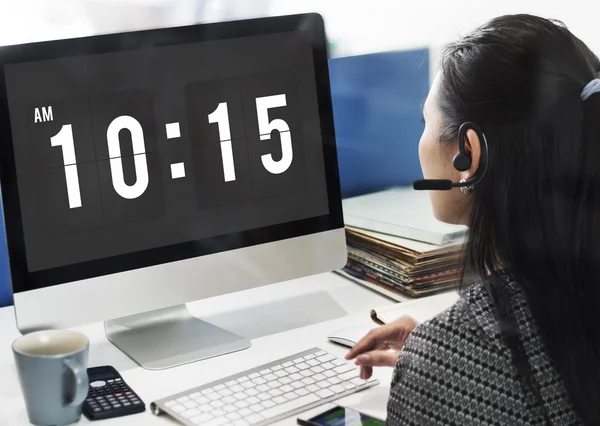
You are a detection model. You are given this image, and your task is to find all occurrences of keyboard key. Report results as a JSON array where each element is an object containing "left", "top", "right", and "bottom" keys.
[
  {"left": 290, "top": 373, "right": 303, "bottom": 381},
  {"left": 222, "top": 396, "right": 236, "bottom": 404},
  {"left": 184, "top": 401, "right": 197, "bottom": 409},
  {"left": 202, "top": 388, "right": 215, "bottom": 395},
  {"left": 246, "top": 413, "right": 264, "bottom": 424},
  {"left": 264, "top": 373, "right": 278, "bottom": 381},
  {"left": 280, "top": 384, "right": 294, "bottom": 393},
  {"left": 234, "top": 400, "right": 249, "bottom": 409},
  {"left": 215, "top": 384, "right": 226, "bottom": 391},
  {"left": 164, "top": 400, "right": 177, "bottom": 408},
  {"left": 218, "top": 389, "right": 233, "bottom": 397},
  {"left": 313, "top": 373, "right": 326, "bottom": 381},
  {"left": 199, "top": 404, "right": 213, "bottom": 412},
  {"left": 274, "top": 370, "right": 288, "bottom": 378},
  {"left": 334, "top": 364, "right": 355, "bottom": 374},
  {"left": 327, "top": 377, "right": 342, "bottom": 385},
  {"left": 207, "top": 392, "right": 221, "bottom": 401},
  {"left": 331, "top": 385, "right": 346, "bottom": 394},
  {"left": 285, "top": 366, "right": 300, "bottom": 374},
  {"left": 242, "top": 381, "right": 255, "bottom": 389},
  {"left": 223, "top": 404, "right": 237, "bottom": 413},
  {"left": 261, "top": 394, "right": 320, "bottom": 419},
  {"left": 339, "top": 370, "right": 359, "bottom": 381},
  {"left": 230, "top": 384, "right": 245, "bottom": 393},
  {"left": 249, "top": 373, "right": 260, "bottom": 379},
  {"left": 285, "top": 392, "right": 300, "bottom": 401},
  {"left": 351, "top": 378, "right": 368, "bottom": 387},
  {"left": 268, "top": 381, "right": 282, "bottom": 389},
  {"left": 282, "top": 361, "right": 294, "bottom": 368},
  {"left": 291, "top": 381, "right": 305, "bottom": 389},
  {"left": 296, "top": 362, "right": 310, "bottom": 370},
  {"left": 210, "top": 400, "right": 225, "bottom": 408},
  {"left": 171, "top": 404, "right": 185, "bottom": 413},
  {"left": 301, "top": 377, "right": 315, "bottom": 386},
  {"left": 292, "top": 358, "right": 305, "bottom": 364},
  {"left": 316, "top": 389, "right": 335, "bottom": 399},
  {"left": 295, "top": 388, "right": 309, "bottom": 396},
  {"left": 279, "top": 377, "right": 293, "bottom": 385},
  {"left": 315, "top": 351, "right": 327, "bottom": 356},
  {"left": 259, "top": 369, "right": 271, "bottom": 375},
  {"left": 318, "top": 354, "right": 336, "bottom": 363},
  {"left": 249, "top": 403, "right": 264, "bottom": 413},
  {"left": 317, "top": 381, "right": 331, "bottom": 389},
  {"left": 256, "top": 384, "right": 270, "bottom": 392},
  {"left": 234, "top": 392, "right": 248, "bottom": 400},
  {"left": 204, "top": 417, "right": 229, "bottom": 426},
  {"left": 182, "top": 408, "right": 201, "bottom": 418},
  {"left": 271, "top": 365, "right": 283, "bottom": 371},
  {"left": 233, "top": 420, "right": 249, "bottom": 426},
  {"left": 273, "top": 396, "right": 287, "bottom": 404},
  {"left": 225, "top": 380, "right": 237, "bottom": 387},
  {"left": 304, "top": 354, "right": 316, "bottom": 360},
  {"left": 212, "top": 409, "right": 226, "bottom": 417},
  {"left": 247, "top": 396, "right": 261, "bottom": 405},
  {"left": 191, "top": 413, "right": 213, "bottom": 425},
  {"left": 262, "top": 400, "right": 276, "bottom": 408},
  {"left": 237, "top": 376, "right": 249, "bottom": 383},
  {"left": 300, "top": 370, "right": 313, "bottom": 378},
  {"left": 239, "top": 408, "right": 253, "bottom": 417},
  {"left": 322, "top": 362, "right": 336, "bottom": 370},
  {"left": 252, "top": 377, "right": 267, "bottom": 385},
  {"left": 324, "top": 370, "right": 337, "bottom": 378},
  {"left": 306, "top": 384, "right": 320, "bottom": 393},
  {"left": 311, "top": 366, "right": 325, "bottom": 374},
  {"left": 246, "top": 388, "right": 259, "bottom": 396},
  {"left": 268, "top": 388, "right": 283, "bottom": 397},
  {"left": 332, "top": 359, "right": 346, "bottom": 366},
  {"left": 189, "top": 392, "right": 201, "bottom": 399},
  {"left": 306, "top": 359, "right": 319, "bottom": 367},
  {"left": 227, "top": 412, "right": 242, "bottom": 420}
]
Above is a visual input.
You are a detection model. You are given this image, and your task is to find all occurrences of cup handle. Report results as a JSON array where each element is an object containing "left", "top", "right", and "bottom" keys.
[{"left": 63, "top": 358, "right": 89, "bottom": 407}]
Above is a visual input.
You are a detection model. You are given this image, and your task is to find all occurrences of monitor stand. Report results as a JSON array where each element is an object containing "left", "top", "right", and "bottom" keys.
[{"left": 104, "top": 304, "right": 251, "bottom": 370}]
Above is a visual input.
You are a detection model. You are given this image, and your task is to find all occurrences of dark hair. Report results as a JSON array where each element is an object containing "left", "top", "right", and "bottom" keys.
[{"left": 438, "top": 14, "right": 600, "bottom": 424}]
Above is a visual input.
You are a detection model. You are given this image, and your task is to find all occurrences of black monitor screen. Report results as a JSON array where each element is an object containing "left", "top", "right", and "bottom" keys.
[{"left": 0, "top": 14, "right": 341, "bottom": 293}]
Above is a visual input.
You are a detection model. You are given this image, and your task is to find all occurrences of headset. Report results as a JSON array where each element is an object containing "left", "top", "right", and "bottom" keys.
[{"left": 413, "top": 121, "right": 489, "bottom": 191}]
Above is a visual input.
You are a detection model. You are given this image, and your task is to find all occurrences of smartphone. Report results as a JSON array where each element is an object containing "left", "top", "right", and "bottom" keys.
[{"left": 297, "top": 406, "right": 385, "bottom": 426}]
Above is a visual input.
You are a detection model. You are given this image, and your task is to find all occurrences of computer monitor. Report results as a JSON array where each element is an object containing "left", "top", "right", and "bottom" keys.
[{"left": 0, "top": 14, "right": 345, "bottom": 370}]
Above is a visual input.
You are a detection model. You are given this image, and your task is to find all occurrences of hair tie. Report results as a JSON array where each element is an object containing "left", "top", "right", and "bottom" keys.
[{"left": 581, "top": 78, "right": 600, "bottom": 101}]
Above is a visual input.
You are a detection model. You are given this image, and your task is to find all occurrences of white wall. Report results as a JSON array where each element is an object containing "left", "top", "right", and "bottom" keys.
[{"left": 1, "top": 0, "right": 600, "bottom": 70}]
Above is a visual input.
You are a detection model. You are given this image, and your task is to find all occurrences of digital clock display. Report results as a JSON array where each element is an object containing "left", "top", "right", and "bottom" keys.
[{"left": 2, "top": 29, "right": 330, "bottom": 277}]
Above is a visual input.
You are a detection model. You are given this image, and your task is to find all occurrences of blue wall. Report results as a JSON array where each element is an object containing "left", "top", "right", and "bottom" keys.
[
  {"left": 329, "top": 48, "right": 429, "bottom": 198},
  {"left": 0, "top": 189, "right": 12, "bottom": 307}
]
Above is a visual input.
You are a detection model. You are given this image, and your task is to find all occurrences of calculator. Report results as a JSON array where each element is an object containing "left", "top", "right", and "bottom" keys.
[{"left": 83, "top": 365, "right": 146, "bottom": 420}]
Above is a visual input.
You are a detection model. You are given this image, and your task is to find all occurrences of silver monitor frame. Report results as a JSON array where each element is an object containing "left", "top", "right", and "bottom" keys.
[{"left": 1, "top": 13, "right": 345, "bottom": 369}]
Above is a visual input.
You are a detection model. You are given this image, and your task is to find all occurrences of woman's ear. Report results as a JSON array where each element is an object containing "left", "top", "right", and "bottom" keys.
[{"left": 463, "top": 128, "right": 482, "bottom": 179}]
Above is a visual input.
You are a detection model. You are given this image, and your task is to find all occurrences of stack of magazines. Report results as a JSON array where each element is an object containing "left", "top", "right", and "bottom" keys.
[{"left": 338, "top": 188, "right": 468, "bottom": 300}]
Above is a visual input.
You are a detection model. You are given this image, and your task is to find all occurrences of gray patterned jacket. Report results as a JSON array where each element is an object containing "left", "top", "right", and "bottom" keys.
[{"left": 386, "top": 278, "right": 580, "bottom": 425}]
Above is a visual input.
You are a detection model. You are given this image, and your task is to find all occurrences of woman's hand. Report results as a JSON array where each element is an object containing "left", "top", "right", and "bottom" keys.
[{"left": 345, "top": 316, "right": 419, "bottom": 380}]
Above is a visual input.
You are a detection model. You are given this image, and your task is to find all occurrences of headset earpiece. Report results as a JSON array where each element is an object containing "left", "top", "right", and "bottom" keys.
[{"left": 453, "top": 152, "right": 471, "bottom": 172}]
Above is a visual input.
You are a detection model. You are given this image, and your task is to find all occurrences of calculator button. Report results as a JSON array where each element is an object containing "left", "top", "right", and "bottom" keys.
[
  {"left": 123, "top": 402, "right": 131, "bottom": 406},
  {"left": 93, "top": 408, "right": 101, "bottom": 413},
  {"left": 115, "top": 378, "right": 122, "bottom": 382},
  {"left": 114, "top": 403, "right": 122, "bottom": 408},
  {"left": 133, "top": 401, "right": 142, "bottom": 405},
  {"left": 90, "top": 381, "right": 106, "bottom": 388}
]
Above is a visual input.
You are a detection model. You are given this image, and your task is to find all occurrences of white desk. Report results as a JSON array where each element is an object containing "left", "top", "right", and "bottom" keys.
[{"left": 0, "top": 273, "right": 442, "bottom": 426}]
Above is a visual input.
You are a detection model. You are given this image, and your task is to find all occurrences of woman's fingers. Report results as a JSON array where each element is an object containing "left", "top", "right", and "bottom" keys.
[
  {"left": 345, "top": 316, "right": 418, "bottom": 361},
  {"left": 355, "top": 350, "right": 400, "bottom": 368}
]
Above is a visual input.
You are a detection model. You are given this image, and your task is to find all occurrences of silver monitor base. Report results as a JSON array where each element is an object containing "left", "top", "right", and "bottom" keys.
[{"left": 104, "top": 305, "right": 251, "bottom": 370}]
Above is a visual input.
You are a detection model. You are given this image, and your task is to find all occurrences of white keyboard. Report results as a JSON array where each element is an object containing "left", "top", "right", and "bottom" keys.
[{"left": 150, "top": 347, "right": 379, "bottom": 426}]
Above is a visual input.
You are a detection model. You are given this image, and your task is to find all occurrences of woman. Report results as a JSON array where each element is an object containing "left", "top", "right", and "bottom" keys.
[{"left": 346, "top": 14, "right": 600, "bottom": 425}]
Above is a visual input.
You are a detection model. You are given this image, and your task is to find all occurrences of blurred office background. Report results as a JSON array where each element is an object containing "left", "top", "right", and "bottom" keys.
[{"left": 0, "top": 0, "right": 597, "bottom": 305}]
